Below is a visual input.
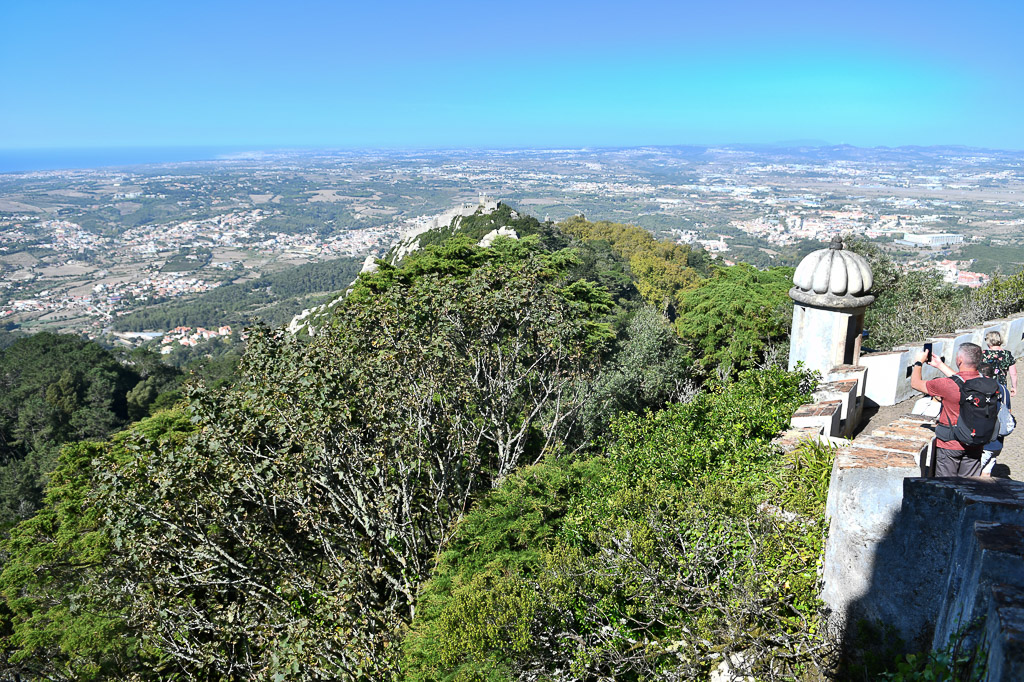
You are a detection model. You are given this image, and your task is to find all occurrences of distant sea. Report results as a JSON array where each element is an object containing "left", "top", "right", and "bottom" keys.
[{"left": 0, "top": 147, "right": 264, "bottom": 173}]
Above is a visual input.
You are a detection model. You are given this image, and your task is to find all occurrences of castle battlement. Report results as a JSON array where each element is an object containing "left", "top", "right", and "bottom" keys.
[{"left": 779, "top": 246, "right": 1024, "bottom": 679}]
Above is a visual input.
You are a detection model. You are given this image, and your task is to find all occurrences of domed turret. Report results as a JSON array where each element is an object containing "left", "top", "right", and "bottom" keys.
[
  {"left": 787, "top": 235, "right": 876, "bottom": 377},
  {"left": 790, "top": 236, "right": 875, "bottom": 309}
]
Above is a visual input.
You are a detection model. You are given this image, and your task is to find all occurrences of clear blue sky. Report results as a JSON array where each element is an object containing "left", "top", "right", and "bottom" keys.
[{"left": 2, "top": 0, "right": 1022, "bottom": 150}]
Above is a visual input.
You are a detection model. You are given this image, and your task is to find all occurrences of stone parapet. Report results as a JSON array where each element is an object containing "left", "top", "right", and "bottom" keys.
[
  {"left": 822, "top": 464, "right": 1024, "bottom": 677},
  {"left": 779, "top": 272, "right": 1024, "bottom": 675},
  {"left": 854, "top": 311, "right": 1024, "bottom": 406},
  {"left": 933, "top": 522, "right": 1024, "bottom": 654}
]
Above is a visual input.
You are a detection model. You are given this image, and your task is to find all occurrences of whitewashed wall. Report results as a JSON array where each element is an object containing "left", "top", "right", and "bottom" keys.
[{"left": 859, "top": 314, "right": 1024, "bottom": 407}]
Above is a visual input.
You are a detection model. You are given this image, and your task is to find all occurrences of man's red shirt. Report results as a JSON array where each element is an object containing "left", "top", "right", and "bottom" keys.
[{"left": 926, "top": 369, "right": 980, "bottom": 451}]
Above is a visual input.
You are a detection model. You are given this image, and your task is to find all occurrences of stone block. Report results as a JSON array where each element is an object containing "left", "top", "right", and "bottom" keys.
[
  {"left": 860, "top": 349, "right": 914, "bottom": 406},
  {"left": 772, "top": 426, "right": 825, "bottom": 454},
  {"left": 826, "top": 365, "right": 868, "bottom": 432},
  {"left": 791, "top": 400, "right": 842, "bottom": 437},
  {"left": 854, "top": 434, "right": 929, "bottom": 466},
  {"left": 870, "top": 418, "right": 936, "bottom": 444},
  {"left": 951, "top": 329, "right": 983, "bottom": 370},
  {"left": 979, "top": 585, "right": 1024, "bottom": 682},
  {"left": 1005, "top": 316, "right": 1024, "bottom": 358},
  {"left": 814, "top": 379, "right": 860, "bottom": 436},
  {"left": 933, "top": 522, "right": 1024, "bottom": 653},
  {"left": 923, "top": 334, "right": 958, "bottom": 381}
]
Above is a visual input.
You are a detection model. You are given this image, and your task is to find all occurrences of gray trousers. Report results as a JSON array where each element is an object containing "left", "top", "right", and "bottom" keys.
[{"left": 935, "top": 446, "right": 985, "bottom": 477}]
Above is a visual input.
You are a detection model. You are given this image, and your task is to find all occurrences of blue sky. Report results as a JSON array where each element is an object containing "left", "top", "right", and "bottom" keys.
[{"left": 2, "top": 0, "right": 1022, "bottom": 150}]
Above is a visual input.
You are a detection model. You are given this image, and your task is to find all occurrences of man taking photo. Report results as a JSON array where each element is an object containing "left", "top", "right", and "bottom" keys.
[{"left": 910, "top": 342, "right": 1000, "bottom": 477}]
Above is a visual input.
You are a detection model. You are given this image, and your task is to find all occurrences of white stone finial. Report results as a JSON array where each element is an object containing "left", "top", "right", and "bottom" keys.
[{"left": 791, "top": 236, "right": 874, "bottom": 309}]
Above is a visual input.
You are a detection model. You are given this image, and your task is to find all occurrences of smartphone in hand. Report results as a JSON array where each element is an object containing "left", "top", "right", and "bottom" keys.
[{"left": 923, "top": 342, "right": 933, "bottom": 363}]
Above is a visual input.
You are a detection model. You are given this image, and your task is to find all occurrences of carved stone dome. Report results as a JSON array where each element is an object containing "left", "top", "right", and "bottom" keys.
[{"left": 790, "top": 236, "right": 875, "bottom": 309}]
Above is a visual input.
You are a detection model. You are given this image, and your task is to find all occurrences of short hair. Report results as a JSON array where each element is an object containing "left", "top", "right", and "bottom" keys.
[
  {"left": 986, "top": 330, "right": 1004, "bottom": 347},
  {"left": 979, "top": 361, "right": 997, "bottom": 379},
  {"left": 958, "top": 342, "right": 983, "bottom": 369}
]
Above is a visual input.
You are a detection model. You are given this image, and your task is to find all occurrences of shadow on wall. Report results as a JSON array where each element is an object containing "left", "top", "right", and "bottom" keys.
[{"left": 832, "top": 477, "right": 1024, "bottom": 678}]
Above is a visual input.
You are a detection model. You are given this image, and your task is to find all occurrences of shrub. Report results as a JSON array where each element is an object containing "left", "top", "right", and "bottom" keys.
[{"left": 406, "top": 368, "right": 834, "bottom": 681}]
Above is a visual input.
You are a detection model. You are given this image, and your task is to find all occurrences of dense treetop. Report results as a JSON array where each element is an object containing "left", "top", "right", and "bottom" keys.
[{"left": 4, "top": 205, "right": 971, "bottom": 679}]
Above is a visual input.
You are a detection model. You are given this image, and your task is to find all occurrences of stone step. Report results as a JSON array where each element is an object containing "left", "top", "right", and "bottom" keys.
[
  {"left": 772, "top": 426, "right": 825, "bottom": 454},
  {"left": 833, "top": 445, "right": 919, "bottom": 471},
  {"left": 871, "top": 419, "right": 935, "bottom": 443},
  {"left": 853, "top": 435, "right": 929, "bottom": 464},
  {"left": 791, "top": 400, "right": 843, "bottom": 437}
]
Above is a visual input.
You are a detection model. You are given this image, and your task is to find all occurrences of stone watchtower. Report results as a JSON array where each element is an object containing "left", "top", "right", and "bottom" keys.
[{"left": 788, "top": 236, "right": 875, "bottom": 376}]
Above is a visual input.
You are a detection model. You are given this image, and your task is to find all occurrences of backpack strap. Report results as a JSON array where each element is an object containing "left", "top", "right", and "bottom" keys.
[
  {"left": 938, "top": 375, "right": 966, "bottom": 427},
  {"left": 934, "top": 375, "right": 964, "bottom": 441}
]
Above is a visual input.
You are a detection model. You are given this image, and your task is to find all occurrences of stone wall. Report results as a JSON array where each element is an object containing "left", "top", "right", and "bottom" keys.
[
  {"left": 858, "top": 314, "right": 1024, "bottom": 407},
  {"left": 775, "top": 311, "right": 1024, "bottom": 679}
]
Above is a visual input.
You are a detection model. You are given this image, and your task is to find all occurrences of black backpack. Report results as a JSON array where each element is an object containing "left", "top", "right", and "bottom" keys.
[{"left": 935, "top": 375, "right": 1001, "bottom": 446}]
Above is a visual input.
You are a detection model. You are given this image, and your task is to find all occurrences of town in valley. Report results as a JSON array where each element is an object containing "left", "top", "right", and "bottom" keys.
[{"left": 3, "top": 145, "right": 1024, "bottom": 348}]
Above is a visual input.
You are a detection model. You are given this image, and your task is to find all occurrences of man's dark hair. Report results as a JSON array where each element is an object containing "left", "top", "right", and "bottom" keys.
[
  {"left": 979, "top": 361, "right": 997, "bottom": 379},
  {"left": 959, "top": 342, "right": 983, "bottom": 369}
]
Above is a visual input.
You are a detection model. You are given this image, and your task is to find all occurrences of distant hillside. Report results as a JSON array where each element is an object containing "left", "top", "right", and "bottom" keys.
[{"left": 112, "top": 255, "right": 363, "bottom": 331}]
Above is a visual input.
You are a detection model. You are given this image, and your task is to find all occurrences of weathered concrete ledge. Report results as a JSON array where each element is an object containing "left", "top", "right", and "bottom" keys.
[{"left": 820, "top": 421, "right": 930, "bottom": 633}]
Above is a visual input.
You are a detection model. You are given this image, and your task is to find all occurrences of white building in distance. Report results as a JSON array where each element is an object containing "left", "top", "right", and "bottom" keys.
[{"left": 901, "top": 232, "right": 964, "bottom": 248}]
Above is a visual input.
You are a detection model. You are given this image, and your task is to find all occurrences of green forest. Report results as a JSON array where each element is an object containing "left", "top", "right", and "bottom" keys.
[
  {"left": 4, "top": 205, "right": 1024, "bottom": 680},
  {"left": 112, "top": 255, "right": 364, "bottom": 331}
]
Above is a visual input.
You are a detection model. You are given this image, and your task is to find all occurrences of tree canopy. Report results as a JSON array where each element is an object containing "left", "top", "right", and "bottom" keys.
[
  {"left": 0, "top": 207, "right": 853, "bottom": 680},
  {"left": 675, "top": 263, "right": 794, "bottom": 375}
]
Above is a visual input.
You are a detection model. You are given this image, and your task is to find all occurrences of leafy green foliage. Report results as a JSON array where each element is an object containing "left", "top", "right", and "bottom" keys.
[
  {"left": 575, "top": 307, "right": 694, "bottom": 443},
  {"left": 560, "top": 215, "right": 706, "bottom": 311},
  {"left": 91, "top": 237, "right": 615, "bottom": 679},
  {"left": 406, "top": 367, "right": 831, "bottom": 681},
  {"left": 403, "top": 457, "right": 606, "bottom": 681},
  {"left": 0, "top": 411, "right": 193, "bottom": 681},
  {"left": 0, "top": 334, "right": 180, "bottom": 526},
  {"left": 0, "top": 208, "right": 848, "bottom": 679},
  {"left": 674, "top": 263, "right": 794, "bottom": 376}
]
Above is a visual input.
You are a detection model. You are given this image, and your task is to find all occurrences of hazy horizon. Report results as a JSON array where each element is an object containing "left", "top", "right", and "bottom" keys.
[{"left": 5, "top": 140, "right": 1024, "bottom": 175}]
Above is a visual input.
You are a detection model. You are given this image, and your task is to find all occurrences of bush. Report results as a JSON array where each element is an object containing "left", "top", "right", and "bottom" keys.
[{"left": 405, "top": 368, "right": 834, "bottom": 681}]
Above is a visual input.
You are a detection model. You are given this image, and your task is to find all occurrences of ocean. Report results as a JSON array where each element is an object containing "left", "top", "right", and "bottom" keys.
[{"left": 0, "top": 147, "right": 261, "bottom": 173}]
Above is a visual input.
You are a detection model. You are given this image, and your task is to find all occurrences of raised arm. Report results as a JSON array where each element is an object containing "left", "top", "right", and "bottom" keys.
[
  {"left": 910, "top": 351, "right": 930, "bottom": 394},
  {"left": 932, "top": 356, "right": 956, "bottom": 378}
]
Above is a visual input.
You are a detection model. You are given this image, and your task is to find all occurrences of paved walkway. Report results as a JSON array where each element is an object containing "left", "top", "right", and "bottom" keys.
[{"left": 856, "top": 358, "right": 1024, "bottom": 480}]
